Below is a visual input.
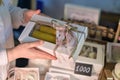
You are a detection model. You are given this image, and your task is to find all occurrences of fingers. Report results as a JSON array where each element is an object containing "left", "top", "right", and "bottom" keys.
[
  {"left": 35, "top": 10, "right": 41, "bottom": 15},
  {"left": 39, "top": 52, "right": 57, "bottom": 60},
  {"left": 31, "top": 48, "right": 57, "bottom": 60}
]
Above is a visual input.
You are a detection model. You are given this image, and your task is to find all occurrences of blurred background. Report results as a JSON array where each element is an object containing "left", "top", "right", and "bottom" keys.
[{"left": 12, "top": 0, "right": 120, "bottom": 19}]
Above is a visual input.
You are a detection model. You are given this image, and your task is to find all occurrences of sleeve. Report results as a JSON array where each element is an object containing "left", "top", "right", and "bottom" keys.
[
  {"left": 0, "top": 49, "right": 8, "bottom": 66},
  {"left": 8, "top": 3, "right": 28, "bottom": 29}
]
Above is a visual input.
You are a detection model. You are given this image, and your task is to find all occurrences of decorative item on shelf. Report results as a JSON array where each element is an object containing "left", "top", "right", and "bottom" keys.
[
  {"left": 64, "top": 4, "right": 100, "bottom": 25},
  {"left": 107, "top": 28, "right": 115, "bottom": 42},
  {"left": 63, "top": 18, "right": 117, "bottom": 43},
  {"left": 95, "top": 29, "right": 102, "bottom": 39},
  {"left": 101, "top": 28, "right": 108, "bottom": 41},
  {"left": 89, "top": 26, "right": 97, "bottom": 38},
  {"left": 63, "top": 18, "right": 97, "bottom": 29},
  {"left": 112, "top": 63, "right": 120, "bottom": 80},
  {"left": 106, "top": 42, "right": 120, "bottom": 63},
  {"left": 76, "top": 42, "right": 105, "bottom": 75}
]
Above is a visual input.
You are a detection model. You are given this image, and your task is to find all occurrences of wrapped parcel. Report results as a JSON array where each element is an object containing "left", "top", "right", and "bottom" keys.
[{"left": 19, "top": 14, "right": 88, "bottom": 60}]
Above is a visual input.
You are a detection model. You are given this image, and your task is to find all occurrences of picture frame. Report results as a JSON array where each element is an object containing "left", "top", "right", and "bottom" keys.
[{"left": 106, "top": 42, "right": 120, "bottom": 63}]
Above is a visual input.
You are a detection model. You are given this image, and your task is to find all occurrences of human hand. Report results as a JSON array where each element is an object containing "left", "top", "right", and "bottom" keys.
[
  {"left": 23, "top": 9, "right": 41, "bottom": 23},
  {"left": 7, "top": 40, "right": 57, "bottom": 62}
]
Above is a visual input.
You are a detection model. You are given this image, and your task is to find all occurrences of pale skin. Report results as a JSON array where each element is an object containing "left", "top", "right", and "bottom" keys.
[{"left": 7, "top": 9, "right": 57, "bottom": 62}]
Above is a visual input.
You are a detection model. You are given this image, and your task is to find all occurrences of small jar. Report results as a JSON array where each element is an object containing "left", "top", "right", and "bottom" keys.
[
  {"left": 107, "top": 32, "right": 114, "bottom": 42},
  {"left": 96, "top": 30, "right": 102, "bottom": 39},
  {"left": 108, "top": 28, "right": 114, "bottom": 33},
  {"left": 89, "top": 27, "right": 96, "bottom": 38},
  {"left": 107, "top": 28, "right": 115, "bottom": 42},
  {"left": 102, "top": 29, "right": 108, "bottom": 41}
]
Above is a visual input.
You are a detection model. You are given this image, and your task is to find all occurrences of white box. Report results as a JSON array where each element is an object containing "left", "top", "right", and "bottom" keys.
[
  {"left": 76, "top": 42, "right": 105, "bottom": 74},
  {"left": 106, "top": 42, "right": 120, "bottom": 63},
  {"left": 18, "top": 14, "right": 88, "bottom": 60},
  {"left": 45, "top": 72, "right": 70, "bottom": 80},
  {"left": 49, "top": 42, "right": 105, "bottom": 80},
  {"left": 64, "top": 4, "right": 101, "bottom": 25},
  {"left": 14, "top": 68, "right": 39, "bottom": 80},
  {"left": 49, "top": 67, "right": 99, "bottom": 80}
]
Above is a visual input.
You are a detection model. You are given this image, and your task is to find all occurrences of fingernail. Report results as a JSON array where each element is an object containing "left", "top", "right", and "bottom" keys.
[
  {"left": 51, "top": 55, "right": 57, "bottom": 60},
  {"left": 52, "top": 56, "right": 57, "bottom": 60}
]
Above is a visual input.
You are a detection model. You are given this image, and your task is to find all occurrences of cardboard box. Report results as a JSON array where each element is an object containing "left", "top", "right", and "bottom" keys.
[{"left": 19, "top": 15, "right": 88, "bottom": 60}]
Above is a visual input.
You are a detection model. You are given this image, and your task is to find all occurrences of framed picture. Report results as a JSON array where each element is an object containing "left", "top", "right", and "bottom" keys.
[{"left": 107, "top": 42, "right": 120, "bottom": 63}]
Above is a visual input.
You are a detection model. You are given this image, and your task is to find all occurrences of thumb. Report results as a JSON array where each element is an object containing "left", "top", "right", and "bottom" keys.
[{"left": 35, "top": 10, "right": 41, "bottom": 15}]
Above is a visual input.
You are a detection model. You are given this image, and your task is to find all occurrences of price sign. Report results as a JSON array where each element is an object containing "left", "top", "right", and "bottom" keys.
[{"left": 74, "top": 62, "right": 93, "bottom": 76}]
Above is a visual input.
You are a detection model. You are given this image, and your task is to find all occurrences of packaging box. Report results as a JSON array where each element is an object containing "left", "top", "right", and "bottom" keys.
[
  {"left": 64, "top": 4, "right": 101, "bottom": 25},
  {"left": 45, "top": 72, "right": 70, "bottom": 80},
  {"left": 49, "top": 42, "right": 105, "bottom": 80},
  {"left": 76, "top": 42, "right": 105, "bottom": 74},
  {"left": 48, "top": 67, "right": 100, "bottom": 80},
  {"left": 8, "top": 68, "right": 40, "bottom": 80},
  {"left": 106, "top": 42, "right": 120, "bottom": 63},
  {"left": 18, "top": 14, "right": 88, "bottom": 60}
]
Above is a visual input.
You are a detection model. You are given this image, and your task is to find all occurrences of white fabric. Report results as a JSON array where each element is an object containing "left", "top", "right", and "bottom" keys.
[{"left": 0, "top": 0, "right": 26, "bottom": 79}]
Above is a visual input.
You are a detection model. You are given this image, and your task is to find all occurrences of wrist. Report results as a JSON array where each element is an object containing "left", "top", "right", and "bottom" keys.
[{"left": 7, "top": 48, "right": 18, "bottom": 62}]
